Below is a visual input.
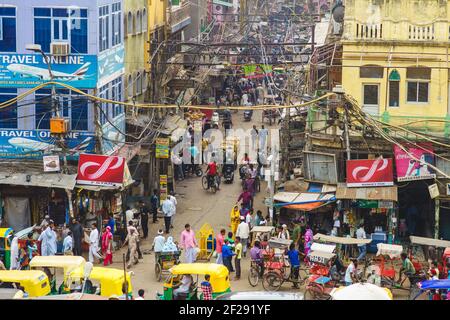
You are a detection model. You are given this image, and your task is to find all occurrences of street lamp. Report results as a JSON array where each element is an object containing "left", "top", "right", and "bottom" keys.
[{"left": 26, "top": 43, "right": 59, "bottom": 117}]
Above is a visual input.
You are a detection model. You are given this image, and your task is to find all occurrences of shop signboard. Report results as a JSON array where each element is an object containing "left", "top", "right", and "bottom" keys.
[
  {"left": 346, "top": 158, "right": 394, "bottom": 187},
  {"left": 241, "top": 64, "right": 273, "bottom": 79},
  {"left": 394, "top": 144, "right": 436, "bottom": 182},
  {"left": 0, "top": 53, "right": 97, "bottom": 88},
  {"left": 378, "top": 201, "right": 394, "bottom": 209},
  {"left": 77, "top": 154, "right": 125, "bottom": 187},
  {"left": 160, "top": 175, "right": 168, "bottom": 205},
  {"left": 428, "top": 183, "right": 439, "bottom": 199},
  {"left": 0, "top": 130, "right": 95, "bottom": 160},
  {"left": 97, "top": 44, "right": 125, "bottom": 87},
  {"left": 155, "top": 138, "right": 170, "bottom": 159},
  {"left": 43, "top": 155, "right": 60, "bottom": 172}
]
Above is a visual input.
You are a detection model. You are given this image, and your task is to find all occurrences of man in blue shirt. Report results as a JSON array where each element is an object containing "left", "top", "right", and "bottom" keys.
[
  {"left": 222, "top": 239, "right": 235, "bottom": 273},
  {"left": 151, "top": 189, "right": 159, "bottom": 223},
  {"left": 287, "top": 243, "right": 301, "bottom": 289}
]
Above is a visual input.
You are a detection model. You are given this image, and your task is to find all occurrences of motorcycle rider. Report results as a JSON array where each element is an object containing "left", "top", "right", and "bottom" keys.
[{"left": 205, "top": 160, "right": 219, "bottom": 190}]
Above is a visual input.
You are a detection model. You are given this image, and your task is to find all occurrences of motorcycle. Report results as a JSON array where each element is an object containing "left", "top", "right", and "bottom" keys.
[
  {"left": 183, "top": 164, "right": 203, "bottom": 177},
  {"left": 202, "top": 174, "right": 220, "bottom": 193},
  {"left": 223, "top": 164, "right": 235, "bottom": 184}
]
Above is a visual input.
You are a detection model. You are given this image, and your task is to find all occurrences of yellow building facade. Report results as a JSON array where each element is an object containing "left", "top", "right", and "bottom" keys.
[
  {"left": 124, "top": 0, "right": 148, "bottom": 102},
  {"left": 341, "top": 0, "right": 450, "bottom": 133}
]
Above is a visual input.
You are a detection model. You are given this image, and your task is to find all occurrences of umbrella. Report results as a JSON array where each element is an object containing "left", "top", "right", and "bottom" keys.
[{"left": 330, "top": 283, "right": 393, "bottom": 300}]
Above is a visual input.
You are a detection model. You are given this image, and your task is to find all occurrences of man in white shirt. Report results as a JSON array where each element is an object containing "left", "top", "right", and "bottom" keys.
[
  {"left": 173, "top": 274, "right": 193, "bottom": 300},
  {"left": 259, "top": 125, "right": 268, "bottom": 151},
  {"left": 63, "top": 231, "right": 73, "bottom": 255},
  {"left": 89, "top": 222, "right": 103, "bottom": 263},
  {"left": 168, "top": 192, "right": 178, "bottom": 229},
  {"left": 250, "top": 125, "right": 258, "bottom": 151},
  {"left": 345, "top": 259, "right": 358, "bottom": 286},
  {"left": 125, "top": 207, "right": 134, "bottom": 226},
  {"left": 236, "top": 216, "right": 250, "bottom": 257},
  {"left": 162, "top": 198, "right": 175, "bottom": 234},
  {"left": 152, "top": 229, "right": 166, "bottom": 261},
  {"left": 356, "top": 224, "right": 367, "bottom": 261},
  {"left": 171, "top": 151, "right": 184, "bottom": 181}
]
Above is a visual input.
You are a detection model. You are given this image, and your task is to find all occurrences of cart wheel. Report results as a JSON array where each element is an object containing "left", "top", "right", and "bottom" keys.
[
  {"left": 262, "top": 272, "right": 283, "bottom": 291},
  {"left": 155, "top": 263, "right": 162, "bottom": 282},
  {"left": 248, "top": 267, "right": 260, "bottom": 287},
  {"left": 202, "top": 176, "right": 209, "bottom": 190}
]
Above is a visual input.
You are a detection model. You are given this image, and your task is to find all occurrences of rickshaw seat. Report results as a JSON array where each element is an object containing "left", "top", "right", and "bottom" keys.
[
  {"left": 381, "top": 268, "right": 395, "bottom": 279},
  {"left": 266, "top": 262, "right": 283, "bottom": 270}
]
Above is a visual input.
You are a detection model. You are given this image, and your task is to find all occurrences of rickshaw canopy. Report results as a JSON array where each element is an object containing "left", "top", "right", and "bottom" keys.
[
  {"left": 419, "top": 279, "right": 450, "bottom": 290},
  {"left": 376, "top": 243, "right": 403, "bottom": 258},
  {"left": 251, "top": 226, "right": 275, "bottom": 233},
  {"left": 30, "top": 256, "right": 86, "bottom": 277},
  {"left": 309, "top": 251, "right": 336, "bottom": 265},
  {"left": 68, "top": 266, "right": 133, "bottom": 297},
  {"left": 268, "top": 238, "right": 292, "bottom": 249},
  {"left": 314, "top": 233, "right": 372, "bottom": 245},
  {"left": 310, "top": 242, "right": 336, "bottom": 253},
  {"left": 330, "top": 283, "right": 393, "bottom": 300},
  {"left": 409, "top": 236, "right": 450, "bottom": 248},
  {"left": 0, "top": 270, "right": 50, "bottom": 297},
  {"left": 168, "top": 263, "right": 230, "bottom": 294}
]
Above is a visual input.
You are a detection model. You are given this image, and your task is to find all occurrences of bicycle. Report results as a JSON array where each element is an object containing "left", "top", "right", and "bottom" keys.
[{"left": 248, "top": 260, "right": 263, "bottom": 287}]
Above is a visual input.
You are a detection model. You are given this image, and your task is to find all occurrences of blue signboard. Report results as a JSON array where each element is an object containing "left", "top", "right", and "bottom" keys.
[
  {"left": 0, "top": 54, "right": 98, "bottom": 88},
  {"left": 98, "top": 44, "right": 125, "bottom": 84},
  {"left": 101, "top": 113, "right": 125, "bottom": 155},
  {"left": 0, "top": 130, "right": 95, "bottom": 160}
]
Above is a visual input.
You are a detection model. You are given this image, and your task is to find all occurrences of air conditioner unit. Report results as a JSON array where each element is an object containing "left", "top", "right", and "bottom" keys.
[{"left": 51, "top": 42, "right": 70, "bottom": 56}]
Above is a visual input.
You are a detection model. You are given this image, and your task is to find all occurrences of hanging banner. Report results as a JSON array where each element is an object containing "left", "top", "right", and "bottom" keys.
[
  {"left": 346, "top": 158, "right": 394, "bottom": 187},
  {"left": 155, "top": 138, "right": 170, "bottom": 159},
  {"left": 394, "top": 144, "right": 436, "bottom": 182},
  {"left": 77, "top": 154, "right": 125, "bottom": 187},
  {"left": 240, "top": 64, "right": 273, "bottom": 79}
]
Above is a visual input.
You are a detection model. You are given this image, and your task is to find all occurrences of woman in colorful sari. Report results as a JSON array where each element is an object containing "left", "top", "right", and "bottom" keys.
[
  {"left": 102, "top": 226, "right": 113, "bottom": 266},
  {"left": 303, "top": 225, "right": 313, "bottom": 261}
]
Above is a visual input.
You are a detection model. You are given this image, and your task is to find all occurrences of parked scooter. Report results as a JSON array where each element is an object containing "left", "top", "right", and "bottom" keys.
[
  {"left": 183, "top": 164, "right": 203, "bottom": 177},
  {"left": 222, "top": 164, "right": 235, "bottom": 183}
]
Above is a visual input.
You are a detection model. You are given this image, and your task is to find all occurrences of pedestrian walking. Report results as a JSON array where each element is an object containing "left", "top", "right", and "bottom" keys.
[
  {"left": 151, "top": 189, "right": 160, "bottom": 223},
  {"left": 222, "top": 239, "right": 235, "bottom": 272},
  {"left": 250, "top": 125, "right": 258, "bottom": 151},
  {"left": 88, "top": 222, "right": 103, "bottom": 264},
  {"left": 259, "top": 125, "right": 268, "bottom": 151},
  {"left": 236, "top": 216, "right": 250, "bottom": 257},
  {"left": 171, "top": 151, "right": 184, "bottom": 181},
  {"left": 168, "top": 192, "right": 178, "bottom": 229},
  {"left": 179, "top": 224, "right": 198, "bottom": 263},
  {"left": 356, "top": 224, "right": 367, "bottom": 261},
  {"left": 38, "top": 221, "right": 57, "bottom": 257},
  {"left": 70, "top": 218, "right": 83, "bottom": 256},
  {"left": 9, "top": 234, "right": 19, "bottom": 270},
  {"left": 126, "top": 221, "right": 143, "bottom": 261},
  {"left": 101, "top": 226, "right": 113, "bottom": 266},
  {"left": 304, "top": 225, "right": 313, "bottom": 259},
  {"left": 162, "top": 197, "right": 175, "bottom": 234},
  {"left": 215, "top": 229, "right": 226, "bottom": 264},
  {"left": 138, "top": 200, "right": 150, "bottom": 239},
  {"left": 287, "top": 243, "right": 300, "bottom": 289},
  {"left": 125, "top": 207, "right": 134, "bottom": 226},
  {"left": 123, "top": 228, "right": 139, "bottom": 268},
  {"left": 234, "top": 237, "right": 242, "bottom": 280},
  {"left": 63, "top": 231, "right": 73, "bottom": 256}
]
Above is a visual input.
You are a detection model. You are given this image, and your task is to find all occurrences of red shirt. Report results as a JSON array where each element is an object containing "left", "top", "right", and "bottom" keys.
[
  {"left": 207, "top": 162, "right": 217, "bottom": 175},
  {"left": 216, "top": 234, "right": 224, "bottom": 253}
]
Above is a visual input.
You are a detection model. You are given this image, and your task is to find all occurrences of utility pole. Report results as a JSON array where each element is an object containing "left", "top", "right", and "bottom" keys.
[{"left": 333, "top": 85, "right": 350, "bottom": 160}]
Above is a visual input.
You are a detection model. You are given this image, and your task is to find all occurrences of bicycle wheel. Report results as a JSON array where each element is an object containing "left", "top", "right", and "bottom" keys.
[
  {"left": 248, "top": 267, "right": 260, "bottom": 287},
  {"left": 202, "top": 176, "right": 209, "bottom": 190},
  {"left": 155, "top": 263, "right": 162, "bottom": 282},
  {"left": 262, "top": 272, "right": 283, "bottom": 291},
  {"left": 298, "top": 268, "right": 309, "bottom": 286}
]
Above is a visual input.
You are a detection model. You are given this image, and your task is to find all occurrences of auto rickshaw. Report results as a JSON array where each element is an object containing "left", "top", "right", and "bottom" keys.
[
  {"left": 67, "top": 266, "right": 133, "bottom": 298},
  {"left": 0, "top": 270, "right": 51, "bottom": 297},
  {"left": 0, "top": 228, "right": 13, "bottom": 269},
  {"left": 29, "top": 255, "right": 86, "bottom": 295},
  {"left": 157, "top": 263, "right": 231, "bottom": 300}
]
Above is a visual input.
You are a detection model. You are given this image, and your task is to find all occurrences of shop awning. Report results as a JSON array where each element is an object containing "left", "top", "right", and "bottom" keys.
[
  {"left": 409, "top": 236, "right": 450, "bottom": 248},
  {"left": 0, "top": 173, "right": 77, "bottom": 190},
  {"left": 335, "top": 183, "right": 398, "bottom": 202},
  {"left": 314, "top": 233, "right": 372, "bottom": 245},
  {"left": 273, "top": 191, "right": 336, "bottom": 211}
]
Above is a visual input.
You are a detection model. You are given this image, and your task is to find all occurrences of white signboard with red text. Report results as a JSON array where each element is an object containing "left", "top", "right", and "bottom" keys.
[
  {"left": 77, "top": 154, "right": 125, "bottom": 187},
  {"left": 346, "top": 158, "right": 394, "bottom": 187}
]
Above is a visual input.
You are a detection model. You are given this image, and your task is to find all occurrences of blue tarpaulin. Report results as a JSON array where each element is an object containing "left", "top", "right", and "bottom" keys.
[{"left": 419, "top": 279, "right": 450, "bottom": 290}]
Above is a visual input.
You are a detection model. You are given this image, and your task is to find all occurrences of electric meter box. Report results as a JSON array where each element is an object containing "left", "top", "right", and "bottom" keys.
[{"left": 50, "top": 118, "right": 69, "bottom": 134}]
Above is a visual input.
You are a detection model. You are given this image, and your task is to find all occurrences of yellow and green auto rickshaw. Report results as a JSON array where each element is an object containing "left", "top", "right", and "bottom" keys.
[
  {"left": 0, "top": 270, "right": 51, "bottom": 297},
  {"left": 29, "top": 255, "right": 85, "bottom": 295},
  {"left": 0, "top": 228, "right": 13, "bottom": 269},
  {"left": 157, "top": 263, "right": 231, "bottom": 300},
  {"left": 67, "top": 266, "right": 133, "bottom": 298}
]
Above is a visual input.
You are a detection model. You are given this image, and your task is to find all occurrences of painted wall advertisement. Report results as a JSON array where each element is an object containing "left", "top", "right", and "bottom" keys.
[
  {"left": 346, "top": 158, "right": 394, "bottom": 187},
  {"left": 394, "top": 144, "right": 436, "bottom": 182},
  {"left": 160, "top": 175, "right": 168, "bottom": 205},
  {"left": 0, "top": 54, "right": 98, "bottom": 88},
  {"left": 98, "top": 44, "right": 124, "bottom": 85},
  {"left": 0, "top": 130, "right": 95, "bottom": 159}
]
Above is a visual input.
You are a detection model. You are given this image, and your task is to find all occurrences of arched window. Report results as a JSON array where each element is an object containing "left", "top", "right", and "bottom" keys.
[
  {"left": 127, "top": 74, "right": 133, "bottom": 97},
  {"left": 124, "top": 14, "right": 128, "bottom": 36},
  {"left": 136, "top": 72, "right": 142, "bottom": 94},
  {"left": 136, "top": 10, "right": 141, "bottom": 33},
  {"left": 142, "top": 9, "right": 147, "bottom": 33},
  {"left": 388, "top": 69, "right": 400, "bottom": 107},
  {"left": 132, "top": 12, "right": 136, "bottom": 34},
  {"left": 127, "top": 12, "right": 133, "bottom": 35}
]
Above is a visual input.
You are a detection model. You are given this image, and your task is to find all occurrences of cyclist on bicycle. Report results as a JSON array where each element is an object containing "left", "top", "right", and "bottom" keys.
[
  {"left": 250, "top": 240, "right": 264, "bottom": 277},
  {"left": 205, "top": 160, "right": 219, "bottom": 190},
  {"left": 398, "top": 252, "right": 416, "bottom": 283}
]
